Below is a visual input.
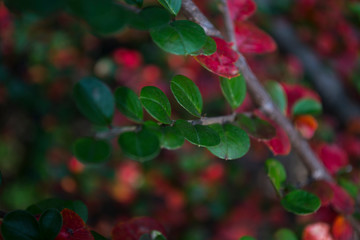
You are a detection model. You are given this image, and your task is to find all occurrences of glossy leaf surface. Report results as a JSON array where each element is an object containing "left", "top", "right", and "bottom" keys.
[
  {"left": 281, "top": 190, "right": 321, "bottom": 215},
  {"left": 174, "top": 120, "right": 220, "bottom": 147},
  {"left": 207, "top": 123, "right": 250, "bottom": 160},
  {"left": 171, "top": 75, "right": 203, "bottom": 117},
  {"left": 220, "top": 75, "right": 246, "bottom": 110},
  {"left": 265, "top": 81, "right": 287, "bottom": 113},
  {"left": 150, "top": 20, "right": 207, "bottom": 55},
  {"left": 118, "top": 129, "right": 160, "bottom": 162},
  {"left": 236, "top": 114, "right": 276, "bottom": 140},
  {"left": 160, "top": 126, "right": 184, "bottom": 150},
  {"left": 55, "top": 209, "right": 93, "bottom": 240},
  {"left": 157, "top": 0, "right": 181, "bottom": 15},
  {"left": 140, "top": 86, "right": 171, "bottom": 124},
  {"left": 292, "top": 98, "right": 322, "bottom": 116},
  {"left": 265, "top": 159, "right": 286, "bottom": 194},
  {"left": 115, "top": 87, "right": 143, "bottom": 122},
  {"left": 190, "top": 36, "right": 217, "bottom": 56}
]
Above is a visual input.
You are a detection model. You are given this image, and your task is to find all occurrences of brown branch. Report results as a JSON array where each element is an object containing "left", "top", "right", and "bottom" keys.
[{"left": 181, "top": 0, "right": 332, "bottom": 181}]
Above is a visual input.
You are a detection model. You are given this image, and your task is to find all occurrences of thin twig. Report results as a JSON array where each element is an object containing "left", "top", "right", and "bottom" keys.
[{"left": 181, "top": 0, "right": 332, "bottom": 181}]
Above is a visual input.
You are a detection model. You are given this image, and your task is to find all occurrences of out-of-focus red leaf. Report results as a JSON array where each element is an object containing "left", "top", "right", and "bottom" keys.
[
  {"left": 303, "top": 222, "right": 334, "bottom": 240},
  {"left": 305, "top": 181, "right": 334, "bottom": 206},
  {"left": 295, "top": 115, "right": 318, "bottom": 139},
  {"left": 112, "top": 217, "right": 166, "bottom": 240},
  {"left": 281, "top": 83, "right": 320, "bottom": 116},
  {"left": 194, "top": 37, "right": 240, "bottom": 78},
  {"left": 316, "top": 144, "right": 348, "bottom": 175},
  {"left": 263, "top": 124, "right": 291, "bottom": 156},
  {"left": 55, "top": 209, "right": 94, "bottom": 240},
  {"left": 227, "top": 0, "right": 256, "bottom": 21},
  {"left": 329, "top": 183, "right": 354, "bottom": 215},
  {"left": 235, "top": 22, "right": 277, "bottom": 54},
  {"left": 332, "top": 216, "right": 353, "bottom": 240}
]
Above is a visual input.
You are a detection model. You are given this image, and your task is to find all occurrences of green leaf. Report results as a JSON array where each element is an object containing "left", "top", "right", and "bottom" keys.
[
  {"left": 91, "top": 231, "right": 109, "bottom": 240},
  {"left": 150, "top": 20, "right": 207, "bottom": 55},
  {"left": 171, "top": 75, "right": 203, "bottom": 117},
  {"left": 140, "top": 86, "right": 172, "bottom": 124},
  {"left": 190, "top": 36, "right": 217, "bottom": 56},
  {"left": 73, "top": 77, "right": 115, "bottom": 126},
  {"left": 292, "top": 98, "right": 322, "bottom": 116},
  {"left": 73, "top": 138, "right": 111, "bottom": 164},
  {"left": 338, "top": 178, "right": 359, "bottom": 198},
  {"left": 265, "top": 159, "right": 287, "bottom": 194},
  {"left": 67, "top": 0, "right": 130, "bottom": 35},
  {"left": 174, "top": 120, "right": 220, "bottom": 147},
  {"left": 160, "top": 126, "right": 185, "bottom": 150},
  {"left": 157, "top": 0, "right": 182, "bottom": 15},
  {"left": 236, "top": 114, "right": 276, "bottom": 140},
  {"left": 39, "top": 209, "right": 62, "bottom": 240},
  {"left": 220, "top": 75, "right": 246, "bottom": 110},
  {"left": 207, "top": 124, "right": 250, "bottom": 160},
  {"left": 139, "top": 234, "right": 152, "bottom": 240},
  {"left": 152, "top": 230, "right": 167, "bottom": 240},
  {"left": 265, "top": 81, "right": 287, "bottom": 113},
  {"left": 274, "top": 228, "right": 297, "bottom": 240},
  {"left": 115, "top": 87, "right": 143, "bottom": 122},
  {"left": 2, "top": 210, "right": 41, "bottom": 240},
  {"left": 26, "top": 199, "right": 88, "bottom": 222},
  {"left": 239, "top": 237, "right": 256, "bottom": 240},
  {"left": 118, "top": 128, "right": 160, "bottom": 162},
  {"left": 281, "top": 190, "right": 321, "bottom": 215}
]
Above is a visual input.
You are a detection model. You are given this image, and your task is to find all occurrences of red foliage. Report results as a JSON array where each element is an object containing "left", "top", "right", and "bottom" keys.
[
  {"left": 227, "top": 0, "right": 256, "bottom": 21},
  {"left": 305, "top": 181, "right": 334, "bottom": 206},
  {"left": 55, "top": 209, "right": 94, "bottom": 240},
  {"left": 332, "top": 216, "right": 353, "bottom": 240},
  {"left": 263, "top": 124, "right": 291, "bottom": 156},
  {"left": 295, "top": 115, "right": 318, "bottom": 139},
  {"left": 303, "top": 222, "right": 334, "bottom": 240},
  {"left": 113, "top": 48, "right": 143, "bottom": 70},
  {"left": 194, "top": 37, "right": 240, "bottom": 78},
  {"left": 234, "top": 22, "right": 277, "bottom": 54},
  {"left": 328, "top": 183, "right": 354, "bottom": 215},
  {"left": 112, "top": 217, "right": 166, "bottom": 240},
  {"left": 316, "top": 144, "right": 348, "bottom": 175}
]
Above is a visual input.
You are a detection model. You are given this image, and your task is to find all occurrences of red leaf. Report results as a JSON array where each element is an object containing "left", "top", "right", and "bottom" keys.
[
  {"left": 55, "top": 209, "right": 94, "bottom": 240},
  {"left": 263, "top": 124, "right": 291, "bottom": 155},
  {"left": 332, "top": 216, "right": 353, "bottom": 240},
  {"left": 316, "top": 144, "right": 348, "bottom": 175},
  {"left": 227, "top": 0, "right": 256, "bottom": 21},
  {"left": 194, "top": 37, "right": 240, "bottom": 78},
  {"left": 329, "top": 183, "right": 354, "bottom": 215},
  {"left": 295, "top": 115, "right": 318, "bottom": 139},
  {"left": 303, "top": 222, "right": 334, "bottom": 240},
  {"left": 235, "top": 22, "right": 277, "bottom": 54},
  {"left": 305, "top": 180, "right": 334, "bottom": 206},
  {"left": 112, "top": 217, "right": 166, "bottom": 240}
]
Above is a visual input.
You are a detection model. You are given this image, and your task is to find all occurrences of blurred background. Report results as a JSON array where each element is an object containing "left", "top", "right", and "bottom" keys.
[{"left": 0, "top": 0, "right": 360, "bottom": 239}]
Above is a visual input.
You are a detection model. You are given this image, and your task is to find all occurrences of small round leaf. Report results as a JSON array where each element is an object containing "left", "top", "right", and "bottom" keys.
[
  {"left": 2, "top": 210, "right": 41, "bottom": 240},
  {"left": 140, "top": 86, "right": 172, "bottom": 124},
  {"left": 118, "top": 129, "right": 160, "bottom": 162},
  {"left": 207, "top": 124, "right": 250, "bottom": 160},
  {"left": 274, "top": 228, "right": 297, "bottom": 240},
  {"left": 281, "top": 190, "right": 321, "bottom": 215},
  {"left": 265, "top": 158, "right": 287, "bottom": 194},
  {"left": 115, "top": 87, "right": 143, "bottom": 122},
  {"left": 73, "top": 138, "right": 111, "bottom": 164},
  {"left": 265, "top": 81, "right": 287, "bottom": 113},
  {"left": 174, "top": 120, "right": 220, "bottom": 147},
  {"left": 220, "top": 75, "right": 246, "bottom": 110},
  {"left": 292, "top": 98, "right": 322, "bottom": 116},
  {"left": 157, "top": 0, "right": 182, "bottom": 15},
  {"left": 150, "top": 20, "right": 207, "bottom": 55},
  {"left": 39, "top": 209, "right": 62, "bottom": 240},
  {"left": 171, "top": 75, "right": 203, "bottom": 117},
  {"left": 160, "top": 126, "right": 184, "bottom": 150}
]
